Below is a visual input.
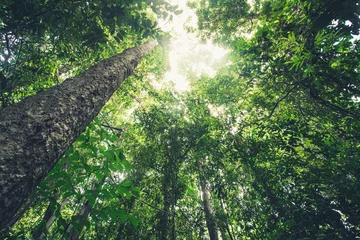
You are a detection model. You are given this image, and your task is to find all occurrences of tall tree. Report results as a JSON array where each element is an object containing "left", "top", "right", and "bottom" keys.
[
  {"left": 0, "top": 40, "right": 157, "bottom": 231},
  {"left": 197, "top": 159, "right": 219, "bottom": 240}
]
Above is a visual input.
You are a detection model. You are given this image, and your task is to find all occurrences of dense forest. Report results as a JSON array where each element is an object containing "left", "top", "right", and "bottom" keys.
[{"left": 0, "top": 0, "right": 359, "bottom": 239}]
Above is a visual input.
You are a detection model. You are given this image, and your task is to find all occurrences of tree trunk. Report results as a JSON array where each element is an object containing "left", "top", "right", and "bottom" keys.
[
  {"left": 219, "top": 198, "right": 235, "bottom": 240},
  {"left": 0, "top": 40, "right": 157, "bottom": 231},
  {"left": 68, "top": 177, "right": 106, "bottom": 240},
  {"left": 33, "top": 196, "right": 68, "bottom": 239},
  {"left": 197, "top": 160, "right": 219, "bottom": 240},
  {"left": 159, "top": 176, "right": 170, "bottom": 240},
  {"left": 171, "top": 180, "right": 176, "bottom": 240}
]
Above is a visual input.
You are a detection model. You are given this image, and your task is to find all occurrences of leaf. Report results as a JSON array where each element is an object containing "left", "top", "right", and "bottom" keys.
[
  {"left": 63, "top": 190, "right": 75, "bottom": 200},
  {"left": 118, "top": 210, "right": 128, "bottom": 222},
  {"left": 94, "top": 171, "right": 105, "bottom": 181},
  {"left": 103, "top": 150, "right": 115, "bottom": 161},
  {"left": 108, "top": 187, "right": 118, "bottom": 198},
  {"left": 121, "top": 159, "right": 132, "bottom": 171},
  {"left": 54, "top": 179, "right": 67, "bottom": 189},
  {"left": 108, "top": 210, "right": 117, "bottom": 220},
  {"left": 128, "top": 215, "right": 138, "bottom": 228},
  {"left": 61, "top": 181, "right": 74, "bottom": 193},
  {"left": 65, "top": 153, "right": 79, "bottom": 162},
  {"left": 47, "top": 172, "right": 63, "bottom": 181},
  {"left": 122, "top": 180, "right": 132, "bottom": 187},
  {"left": 99, "top": 211, "right": 109, "bottom": 222},
  {"left": 174, "top": 10, "right": 183, "bottom": 15},
  {"left": 131, "top": 187, "right": 140, "bottom": 198},
  {"left": 57, "top": 217, "right": 67, "bottom": 230},
  {"left": 77, "top": 135, "right": 87, "bottom": 143},
  {"left": 86, "top": 194, "right": 97, "bottom": 207},
  {"left": 102, "top": 188, "right": 111, "bottom": 199},
  {"left": 114, "top": 152, "right": 121, "bottom": 162}
]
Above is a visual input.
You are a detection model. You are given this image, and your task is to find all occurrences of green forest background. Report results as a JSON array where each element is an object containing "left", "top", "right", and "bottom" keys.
[{"left": 0, "top": 0, "right": 359, "bottom": 239}]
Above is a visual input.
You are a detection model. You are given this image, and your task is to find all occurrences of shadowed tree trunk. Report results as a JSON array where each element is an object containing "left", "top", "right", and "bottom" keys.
[
  {"left": 33, "top": 195, "right": 68, "bottom": 239},
  {"left": 197, "top": 160, "right": 219, "bottom": 240},
  {"left": 219, "top": 198, "right": 235, "bottom": 240},
  {"left": 0, "top": 40, "right": 157, "bottom": 232},
  {"left": 159, "top": 172, "right": 171, "bottom": 240},
  {"left": 68, "top": 177, "right": 106, "bottom": 240},
  {"left": 33, "top": 162, "right": 71, "bottom": 239}
]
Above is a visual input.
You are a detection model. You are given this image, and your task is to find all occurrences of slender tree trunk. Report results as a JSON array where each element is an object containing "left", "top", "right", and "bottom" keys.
[
  {"left": 159, "top": 176, "right": 170, "bottom": 240},
  {"left": 171, "top": 181, "right": 176, "bottom": 240},
  {"left": 197, "top": 160, "right": 219, "bottom": 240},
  {"left": 115, "top": 171, "right": 143, "bottom": 239},
  {"left": 33, "top": 196, "right": 68, "bottom": 239},
  {"left": 33, "top": 162, "right": 71, "bottom": 239},
  {"left": 115, "top": 196, "right": 136, "bottom": 239},
  {"left": 219, "top": 199, "right": 235, "bottom": 240},
  {"left": 68, "top": 177, "right": 106, "bottom": 240},
  {"left": 0, "top": 40, "right": 157, "bottom": 231}
]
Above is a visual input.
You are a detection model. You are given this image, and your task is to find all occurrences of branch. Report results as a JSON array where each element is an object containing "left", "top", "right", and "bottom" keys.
[{"left": 268, "top": 83, "right": 299, "bottom": 119}]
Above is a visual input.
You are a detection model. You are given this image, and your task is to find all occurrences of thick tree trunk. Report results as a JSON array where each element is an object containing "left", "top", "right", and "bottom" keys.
[
  {"left": 0, "top": 40, "right": 157, "bottom": 231},
  {"left": 197, "top": 160, "right": 219, "bottom": 240}
]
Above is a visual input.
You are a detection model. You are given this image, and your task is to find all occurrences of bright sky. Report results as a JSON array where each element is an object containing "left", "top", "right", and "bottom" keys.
[{"left": 157, "top": 0, "right": 229, "bottom": 91}]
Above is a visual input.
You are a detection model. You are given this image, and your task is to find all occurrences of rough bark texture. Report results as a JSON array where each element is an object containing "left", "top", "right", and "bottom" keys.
[
  {"left": 198, "top": 160, "right": 219, "bottom": 240},
  {"left": 0, "top": 40, "right": 157, "bottom": 231}
]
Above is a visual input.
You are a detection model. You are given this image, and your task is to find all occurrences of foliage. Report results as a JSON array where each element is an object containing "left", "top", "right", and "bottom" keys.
[
  {"left": 0, "top": 0, "right": 167, "bottom": 107},
  {"left": 2, "top": 0, "right": 360, "bottom": 239},
  {"left": 190, "top": 0, "right": 360, "bottom": 238}
]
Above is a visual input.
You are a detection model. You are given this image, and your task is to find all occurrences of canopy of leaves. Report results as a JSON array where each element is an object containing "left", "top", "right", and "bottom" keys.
[{"left": 2, "top": 0, "right": 360, "bottom": 239}]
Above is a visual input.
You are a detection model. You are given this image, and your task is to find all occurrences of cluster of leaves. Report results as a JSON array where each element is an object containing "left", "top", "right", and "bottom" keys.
[
  {"left": 188, "top": 0, "right": 360, "bottom": 238},
  {"left": 0, "top": 0, "right": 172, "bottom": 239},
  {"left": 7, "top": 118, "right": 139, "bottom": 239},
  {"left": 0, "top": 0, "right": 165, "bottom": 107}
]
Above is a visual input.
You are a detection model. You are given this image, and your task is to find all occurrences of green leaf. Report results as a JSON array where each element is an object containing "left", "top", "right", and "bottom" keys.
[
  {"left": 121, "top": 159, "right": 132, "bottom": 171},
  {"left": 77, "top": 135, "right": 87, "bottom": 143},
  {"left": 118, "top": 210, "right": 128, "bottom": 222},
  {"left": 94, "top": 171, "right": 105, "bottom": 181},
  {"left": 108, "top": 210, "right": 117, "bottom": 220},
  {"left": 57, "top": 217, "right": 67, "bottom": 230},
  {"left": 88, "top": 195, "right": 97, "bottom": 206},
  {"left": 122, "top": 180, "right": 132, "bottom": 187},
  {"left": 128, "top": 215, "right": 138, "bottom": 228},
  {"left": 63, "top": 190, "right": 75, "bottom": 200},
  {"left": 54, "top": 180, "right": 67, "bottom": 189},
  {"left": 131, "top": 187, "right": 140, "bottom": 198},
  {"left": 99, "top": 211, "right": 109, "bottom": 222}
]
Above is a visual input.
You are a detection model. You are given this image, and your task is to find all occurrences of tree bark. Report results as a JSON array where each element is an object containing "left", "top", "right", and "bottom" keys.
[
  {"left": 197, "top": 160, "right": 219, "bottom": 240},
  {"left": 0, "top": 40, "right": 157, "bottom": 231}
]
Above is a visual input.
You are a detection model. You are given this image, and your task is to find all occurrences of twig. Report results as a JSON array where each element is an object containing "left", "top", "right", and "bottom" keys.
[{"left": 268, "top": 84, "right": 299, "bottom": 119}]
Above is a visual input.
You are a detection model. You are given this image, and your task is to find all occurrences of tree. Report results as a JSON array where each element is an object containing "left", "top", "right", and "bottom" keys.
[
  {"left": 197, "top": 159, "right": 219, "bottom": 240},
  {"left": 0, "top": 0, "right": 165, "bottom": 107},
  {"left": 2, "top": 0, "right": 360, "bottom": 238},
  {"left": 0, "top": 40, "right": 157, "bottom": 232}
]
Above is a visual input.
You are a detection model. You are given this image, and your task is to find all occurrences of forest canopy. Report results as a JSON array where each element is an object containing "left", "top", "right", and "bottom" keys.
[{"left": 0, "top": 0, "right": 359, "bottom": 239}]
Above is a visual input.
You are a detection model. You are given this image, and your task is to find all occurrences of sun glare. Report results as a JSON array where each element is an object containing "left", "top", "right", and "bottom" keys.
[{"left": 157, "top": 0, "right": 229, "bottom": 92}]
